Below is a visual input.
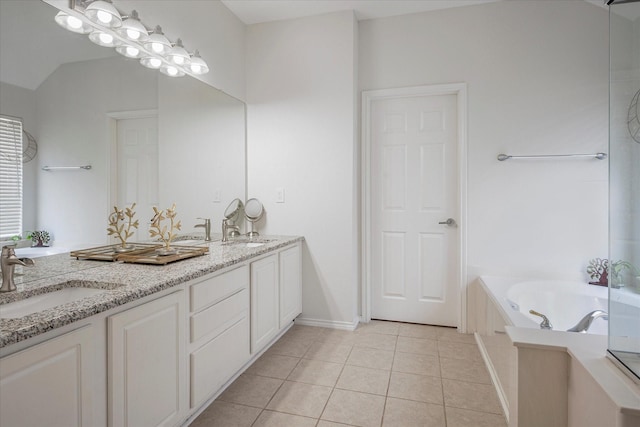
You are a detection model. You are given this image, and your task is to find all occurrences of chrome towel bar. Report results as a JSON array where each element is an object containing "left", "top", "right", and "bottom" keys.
[
  {"left": 497, "top": 153, "right": 607, "bottom": 161},
  {"left": 42, "top": 165, "right": 92, "bottom": 171}
]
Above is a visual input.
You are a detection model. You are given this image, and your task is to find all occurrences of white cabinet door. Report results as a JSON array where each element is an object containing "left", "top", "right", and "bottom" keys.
[
  {"left": 109, "top": 291, "right": 186, "bottom": 427},
  {"left": 279, "top": 244, "right": 302, "bottom": 328},
  {"left": 250, "top": 254, "right": 279, "bottom": 354},
  {"left": 0, "top": 326, "right": 94, "bottom": 427}
]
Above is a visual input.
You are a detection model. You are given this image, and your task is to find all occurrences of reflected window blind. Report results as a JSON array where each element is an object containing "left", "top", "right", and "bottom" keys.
[{"left": 0, "top": 115, "right": 23, "bottom": 239}]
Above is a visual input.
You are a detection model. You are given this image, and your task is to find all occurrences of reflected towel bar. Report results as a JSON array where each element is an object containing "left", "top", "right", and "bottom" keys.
[
  {"left": 42, "top": 165, "right": 92, "bottom": 171},
  {"left": 497, "top": 153, "right": 607, "bottom": 161}
]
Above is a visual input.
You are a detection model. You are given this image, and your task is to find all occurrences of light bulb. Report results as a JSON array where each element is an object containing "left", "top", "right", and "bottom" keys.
[
  {"left": 126, "top": 46, "right": 139, "bottom": 56},
  {"left": 173, "top": 56, "right": 185, "bottom": 65},
  {"left": 96, "top": 9, "right": 113, "bottom": 24},
  {"left": 67, "top": 16, "right": 83, "bottom": 29},
  {"left": 151, "top": 42, "right": 164, "bottom": 53},
  {"left": 166, "top": 66, "right": 178, "bottom": 76},
  {"left": 99, "top": 33, "right": 113, "bottom": 44},
  {"left": 190, "top": 63, "right": 202, "bottom": 74},
  {"left": 126, "top": 28, "right": 141, "bottom": 40}
]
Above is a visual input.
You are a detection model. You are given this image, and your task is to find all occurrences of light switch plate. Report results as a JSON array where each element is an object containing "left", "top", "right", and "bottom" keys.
[
  {"left": 213, "top": 189, "right": 221, "bottom": 203},
  {"left": 276, "top": 187, "right": 285, "bottom": 203}
]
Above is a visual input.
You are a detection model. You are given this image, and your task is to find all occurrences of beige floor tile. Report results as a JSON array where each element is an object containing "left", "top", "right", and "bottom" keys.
[
  {"left": 346, "top": 347, "right": 395, "bottom": 370},
  {"left": 382, "top": 397, "right": 446, "bottom": 427},
  {"left": 387, "top": 371, "right": 444, "bottom": 405},
  {"left": 398, "top": 323, "right": 440, "bottom": 339},
  {"left": 266, "top": 336, "right": 315, "bottom": 358},
  {"left": 392, "top": 352, "right": 441, "bottom": 377},
  {"left": 252, "top": 410, "right": 318, "bottom": 427},
  {"left": 442, "top": 379, "right": 503, "bottom": 414},
  {"left": 190, "top": 401, "right": 261, "bottom": 427},
  {"left": 217, "top": 374, "right": 283, "bottom": 408},
  {"left": 353, "top": 332, "right": 398, "bottom": 351},
  {"left": 304, "top": 341, "right": 353, "bottom": 363},
  {"left": 396, "top": 336, "right": 438, "bottom": 356},
  {"left": 437, "top": 340, "right": 483, "bottom": 361},
  {"left": 335, "top": 365, "right": 390, "bottom": 395},
  {"left": 445, "top": 406, "right": 508, "bottom": 427},
  {"left": 440, "top": 357, "right": 491, "bottom": 384},
  {"left": 245, "top": 354, "right": 300, "bottom": 379},
  {"left": 317, "top": 329, "right": 358, "bottom": 346},
  {"left": 436, "top": 328, "right": 476, "bottom": 343},
  {"left": 355, "top": 320, "right": 401, "bottom": 335},
  {"left": 321, "top": 389, "right": 386, "bottom": 427},
  {"left": 285, "top": 324, "right": 326, "bottom": 341},
  {"left": 287, "top": 358, "right": 343, "bottom": 387},
  {"left": 266, "top": 380, "right": 332, "bottom": 418},
  {"left": 317, "top": 421, "right": 355, "bottom": 427}
]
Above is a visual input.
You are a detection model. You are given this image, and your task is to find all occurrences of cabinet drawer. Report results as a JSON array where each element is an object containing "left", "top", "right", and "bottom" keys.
[
  {"left": 190, "top": 288, "right": 248, "bottom": 343},
  {"left": 190, "top": 314, "right": 249, "bottom": 408},
  {"left": 190, "top": 265, "right": 249, "bottom": 312}
]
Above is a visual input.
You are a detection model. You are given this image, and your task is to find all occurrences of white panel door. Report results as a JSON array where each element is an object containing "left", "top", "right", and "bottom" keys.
[
  {"left": 250, "top": 254, "right": 279, "bottom": 354},
  {"left": 116, "top": 116, "right": 158, "bottom": 242},
  {"left": 371, "top": 94, "right": 459, "bottom": 326}
]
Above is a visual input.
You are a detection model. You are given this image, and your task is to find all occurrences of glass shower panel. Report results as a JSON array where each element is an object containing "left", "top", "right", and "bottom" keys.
[{"left": 608, "top": 0, "right": 640, "bottom": 382}]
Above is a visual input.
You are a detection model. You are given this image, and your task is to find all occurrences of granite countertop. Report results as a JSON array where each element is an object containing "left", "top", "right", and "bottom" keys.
[{"left": 0, "top": 235, "right": 303, "bottom": 348}]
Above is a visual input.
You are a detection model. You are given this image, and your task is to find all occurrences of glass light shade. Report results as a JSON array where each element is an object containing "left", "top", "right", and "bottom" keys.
[
  {"left": 117, "top": 11, "right": 147, "bottom": 42},
  {"left": 144, "top": 26, "right": 171, "bottom": 55},
  {"left": 140, "top": 56, "right": 163, "bottom": 70},
  {"left": 116, "top": 44, "right": 143, "bottom": 59},
  {"left": 84, "top": 0, "right": 122, "bottom": 28},
  {"left": 88, "top": 30, "right": 118, "bottom": 47},
  {"left": 160, "top": 64, "right": 185, "bottom": 77},
  {"left": 167, "top": 40, "right": 191, "bottom": 66},
  {"left": 188, "top": 53, "right": 209, "bottom": 75},
  {"left": 54, "top": 11, "right": 92, "bottom": 34}
]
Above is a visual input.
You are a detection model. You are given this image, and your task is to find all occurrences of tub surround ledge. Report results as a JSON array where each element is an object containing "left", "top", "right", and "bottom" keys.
[
  {"left": 0, "top": 236, "right": 303, "bottom": 348},
  {"left": 507, "top": 326, "right": 640, "bottom": 427}
]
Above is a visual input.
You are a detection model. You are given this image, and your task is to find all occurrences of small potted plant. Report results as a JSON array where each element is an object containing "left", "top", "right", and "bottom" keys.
[
  {"left": 610, "top": 260, "right": 639, "bottom": 288},
  {"left": 27, "top": 230, "right": 51, "bottom": 247},
  {"left": 587, "top": 258, "right": 639, "bottom": 288}
]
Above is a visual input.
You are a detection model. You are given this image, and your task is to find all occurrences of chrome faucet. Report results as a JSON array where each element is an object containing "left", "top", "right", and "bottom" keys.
[
  {"left": 194, "top": 218, "right": 211, "bottom": 241},
  {"left": 1, "top": 245, "right": 35, "bottom": 292},
  {"left": 567, "top": 310, "right": 608, "bottom": 333},
  {"left": 221, "top": 218, "right": 240, "bottom": 243}
]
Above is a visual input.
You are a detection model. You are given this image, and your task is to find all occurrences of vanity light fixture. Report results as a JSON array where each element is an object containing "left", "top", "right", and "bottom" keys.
[
  {"left": 83, "top": 0, "right": 122, "bottom": 28},
  {"left": 188, "top": 51, "right": 210, "bottom": 75},
  {"left": 117, "top": 10, "right": 147, "bottom": 42},
  {"left": 54, "top": 11, "right": 92, "bottom": 34},
  {"left": 167, "top": 39, "right": 191, "bottom": 66},
  {"left": 54, "top": 0, "right": 209, "bottom": 78}
]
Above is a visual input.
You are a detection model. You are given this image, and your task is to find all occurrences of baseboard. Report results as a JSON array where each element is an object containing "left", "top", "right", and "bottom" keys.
[{"left": 294, "top": 316, "right": 359, "bottom": 331}]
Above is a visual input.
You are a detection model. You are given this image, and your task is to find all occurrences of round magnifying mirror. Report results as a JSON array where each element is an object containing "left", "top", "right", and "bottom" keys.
[
  {"left": 245, "top": 198, "right": 264, "bottom": 237},
  {"left": 223, "top": 198, "right": 244, "bottom": 237}
]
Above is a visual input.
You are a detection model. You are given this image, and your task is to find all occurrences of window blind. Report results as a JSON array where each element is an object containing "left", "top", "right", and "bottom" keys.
[{"left": 0, "top": 115, "right": 23, "bottom": 239}]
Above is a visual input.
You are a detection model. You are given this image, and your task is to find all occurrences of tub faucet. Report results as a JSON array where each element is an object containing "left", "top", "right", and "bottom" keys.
[
  {"left": 567, "top": 310, "right": 608, "bottom": 333},
  {"left": 1, "top": 245, "right": 35, "bottom": 292},
  {"left": 195, "top": 218, "right": 211, "bottom": 241},
  {"left": 529, "top": 309, "right": 553, "bottom": 330}
]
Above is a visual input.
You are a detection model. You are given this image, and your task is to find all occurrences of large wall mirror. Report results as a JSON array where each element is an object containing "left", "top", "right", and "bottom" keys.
[{"left": 0, "top": 0, "right": 246, "bottom": 247}]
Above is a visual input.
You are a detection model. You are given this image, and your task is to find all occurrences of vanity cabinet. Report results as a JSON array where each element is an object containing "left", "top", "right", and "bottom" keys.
[
  {"left": 279, "top": 244, "right": 302, "bottom": 329},
  {"left": 108, "top": 291, "right": 187, "bottom": 427},
  {"left": 0, "top": 325, "right": 94, "bottom": 427},
  {"left": 189, "top": 265, "right": 250, "bottom": 408},
  {"left": 250, "top": 253, "right": 280, "bottom": 354}
]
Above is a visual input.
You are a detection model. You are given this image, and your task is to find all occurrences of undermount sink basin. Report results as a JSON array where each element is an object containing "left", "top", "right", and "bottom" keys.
[
  {"left": 0, "top": 286, "right": 111, "bottom": 319},
  {"left": 171, "top": 239, "right": 208, "bottom": 246},
  {"left": 223, "top": 239, "right": 271, "bottom": 248}
]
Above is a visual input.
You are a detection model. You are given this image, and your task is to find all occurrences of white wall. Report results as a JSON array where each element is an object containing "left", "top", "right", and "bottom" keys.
[
  {"left": 0, "top": 82, "right": 38, "bottom": 235},
  {"left": 246, "top": 11, "right": 359, "bottom": 327},
  {"left": 359, "top": 1, "right": 609, "bottom": 286}
]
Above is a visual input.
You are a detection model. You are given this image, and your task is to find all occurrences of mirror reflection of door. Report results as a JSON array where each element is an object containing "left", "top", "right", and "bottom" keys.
[{"left": 116, "top": 116, "right": 159, "bottom": 242}]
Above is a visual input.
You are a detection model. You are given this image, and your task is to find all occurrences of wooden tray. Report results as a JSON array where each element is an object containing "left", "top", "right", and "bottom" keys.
[
  {"left": 116, "top": 245, "right": 209, "bottom": 265},
  {"left": 70, "top": 243, "right": 162, "bottom": 262}
]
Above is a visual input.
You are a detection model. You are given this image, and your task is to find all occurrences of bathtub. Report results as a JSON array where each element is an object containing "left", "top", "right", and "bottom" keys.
[{"left": 479, "top": 276, "right": 611, "bottom": 335}]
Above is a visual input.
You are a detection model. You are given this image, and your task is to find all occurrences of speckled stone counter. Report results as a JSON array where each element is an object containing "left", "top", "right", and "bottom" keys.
[{"left": 0, "top": 236, "right": 303, "bottom": 348}]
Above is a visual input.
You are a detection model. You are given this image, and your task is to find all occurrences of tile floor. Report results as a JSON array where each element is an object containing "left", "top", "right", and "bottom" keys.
[{"left": 191, "top": 320, "right": 507, "bottom": 427}]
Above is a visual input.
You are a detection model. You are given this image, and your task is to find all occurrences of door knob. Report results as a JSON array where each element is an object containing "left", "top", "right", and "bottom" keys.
[{"left": 438, "top": 218, "right": 456, "bottom": 226}]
